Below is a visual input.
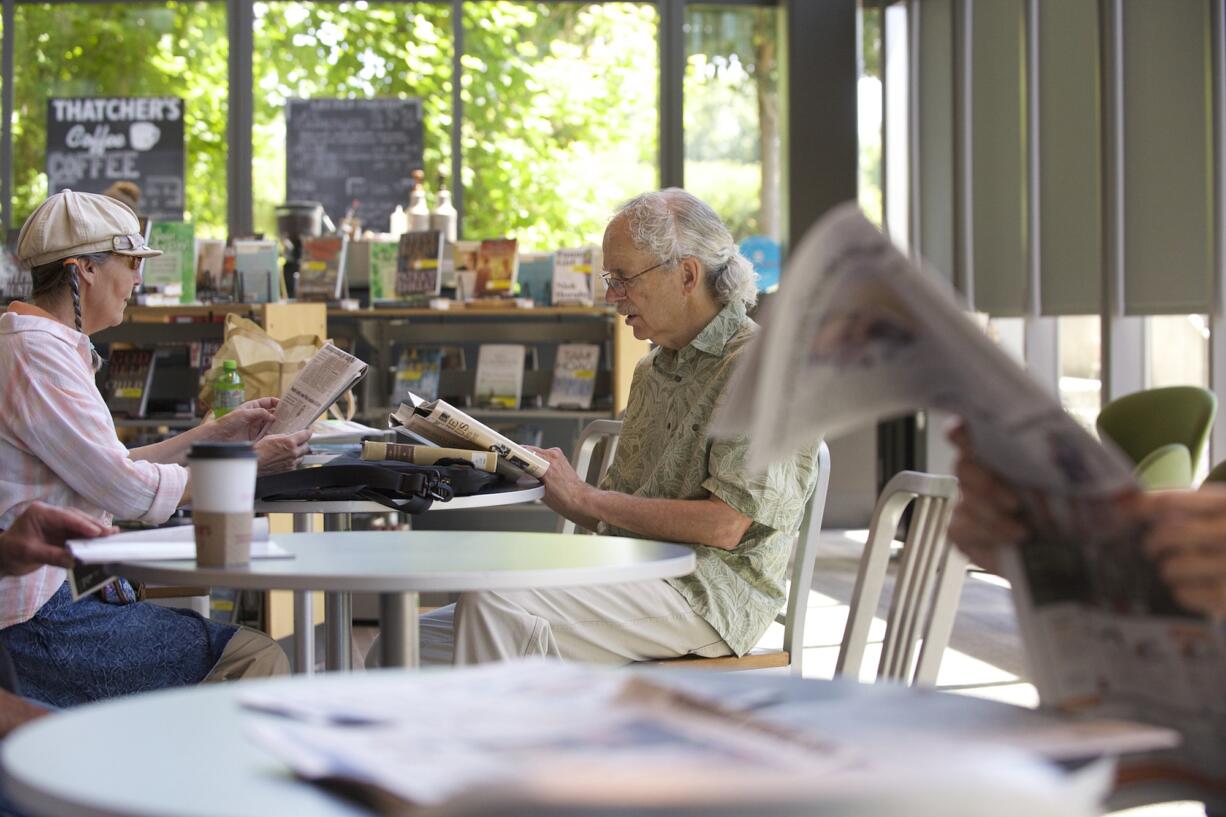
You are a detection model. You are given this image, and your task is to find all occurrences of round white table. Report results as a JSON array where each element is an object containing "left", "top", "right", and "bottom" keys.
[
  {"left": 0, "top": 670, "right": 1150, "bottom": 817},
  {"left": 106, "top": 531, "right": 696, "bottom": 670},
  {"left": 252, "top": 482, "right": 544, "bottom": 671}
]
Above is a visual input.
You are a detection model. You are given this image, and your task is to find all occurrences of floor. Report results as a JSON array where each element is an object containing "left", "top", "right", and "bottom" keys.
[{"left": 337, "top": 528, "right": 1205, "bottom": 817}]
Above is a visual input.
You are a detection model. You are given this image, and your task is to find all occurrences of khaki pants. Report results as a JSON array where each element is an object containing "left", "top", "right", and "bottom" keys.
[
  {"left": 408, "top": 580, "right": 732, "bottom": 667},
  {"left": 202, "top": 626, "right": 289, "bottom": 682}
]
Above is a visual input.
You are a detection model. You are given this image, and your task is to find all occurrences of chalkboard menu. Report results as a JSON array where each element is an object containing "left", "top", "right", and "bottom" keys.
[
  {"left": 285, "top": 98, "right": 424, "bottom": 233},
  {"left": 46, "top": 97, "right": 185, "bottom": 221}
]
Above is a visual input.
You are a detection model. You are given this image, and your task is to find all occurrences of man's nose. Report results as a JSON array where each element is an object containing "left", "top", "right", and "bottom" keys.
[{"left": 604, "top": 284, "right": 622, "bottom": 304}]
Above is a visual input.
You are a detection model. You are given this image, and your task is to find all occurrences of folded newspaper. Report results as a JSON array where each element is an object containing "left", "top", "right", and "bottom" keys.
[
  {"left": 712, "top": 202, "right": 1226, "bottom": 789},
  {"left": 389, "top": 394, "right": 549, "bottom": 480},
  {"left": 241, "top": 661, "right": 1108, "bottom": 817},
  {"left": 266, "top": 342, "right": 368, "bottom": 436}
]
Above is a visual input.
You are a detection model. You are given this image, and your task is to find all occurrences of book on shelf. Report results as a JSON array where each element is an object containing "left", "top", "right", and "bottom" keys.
[
  {"left": 233, "top": 239, "right": 281, "bottom": 303},
  {"left": 474, "top": 238, "right": 518, "bottom": 297},
  {"left": 265, "top": 342, "right": 368, "bottom": 435},
  {"left": 516, "top": 252, "right": 554, "bottom": 306},
  {"left": 547, "top": 343, "right": 600, "bottom": 409},
  {"left": 195, "top": 239, "right": 227, "bottom": 302},
  {"left": 366, "top": 239, "right": 401, "bottom": 302},
  {"left": 396, "top": 230, "right": 444, "bottom": 298},
  {"left": 474, "top": 343, "right": 526, "bottom": 410},
  {"left": 297, "top": 235, "right": 348, "bottom": 302},
  {"left": 390, "top": 395, "right": 549, "bottom": 480},
  {"left": 391, "top": 346, "right": 443, "bottom": 405},
  {"left": 142, "top": 221, "right": 196, "bottom": 302},
  {"left": 552, "top": 247, "right": 595, "bottom": 306},
  {"left": 102, "top": 348, "right": 157, "bottom": 418}
]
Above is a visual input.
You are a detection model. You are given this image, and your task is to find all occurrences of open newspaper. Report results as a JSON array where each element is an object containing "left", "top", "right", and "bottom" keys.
[
  {"left": 266, "top": 342, "right": 368, "bottom": 436},
  {"left": 389, "top": 393, "right": 549, "bottom": 480},
  {"left": 712, "top": 202, "right": 1226, "bottom": 791},
  {"left": 241, "top": 661, "right": 1110, "bottom": 816}
]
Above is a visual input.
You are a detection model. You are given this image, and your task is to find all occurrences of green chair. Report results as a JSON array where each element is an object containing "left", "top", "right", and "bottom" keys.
[
  {"left": 1096, "top": 386, "right": 1216, "bottom": 490},
  {"left": 1202, "top": 458, "right": 1226, "bottom": 485}
]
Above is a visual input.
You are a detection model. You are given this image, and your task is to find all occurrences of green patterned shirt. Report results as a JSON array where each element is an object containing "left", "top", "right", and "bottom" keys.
[{"left": 597, "top": 301, "right": 822, "bottom": 656}]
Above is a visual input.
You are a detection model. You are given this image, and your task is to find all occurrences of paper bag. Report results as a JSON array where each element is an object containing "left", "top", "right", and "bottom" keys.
[{"left": 200, "top": 313, "right": 337, "bottom": 414}]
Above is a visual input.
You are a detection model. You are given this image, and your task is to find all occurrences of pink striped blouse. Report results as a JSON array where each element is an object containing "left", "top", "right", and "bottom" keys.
[{"left": 0, "top": 302, "right": 187, "bottom": 628}]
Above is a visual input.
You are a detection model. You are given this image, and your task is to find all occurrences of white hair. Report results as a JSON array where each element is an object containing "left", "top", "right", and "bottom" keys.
[{"left": 614, "top": 188, "right": 758, "bottom": 310}]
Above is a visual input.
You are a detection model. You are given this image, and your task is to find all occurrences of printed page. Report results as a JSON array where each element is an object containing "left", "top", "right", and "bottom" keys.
[
  {"left": 267, "top": 342, "right": 368, "bottom": 435},
  {"left": 709, "top": 201, "right": 1226, "bottom": 786},
  {"left": 424, "top": 399, "right": 548, "bottom": 477}
]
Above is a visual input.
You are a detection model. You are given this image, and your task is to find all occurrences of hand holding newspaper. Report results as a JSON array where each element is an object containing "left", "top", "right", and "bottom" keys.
[
  {"left": 712, "top": 202, "right": 1226, "bottom": 789},
  {"left": 389, "top": 393, "right": 549, "bottom": 480},
  {"left": 265, "top": 342, "right": 368, "bottom": 436}
]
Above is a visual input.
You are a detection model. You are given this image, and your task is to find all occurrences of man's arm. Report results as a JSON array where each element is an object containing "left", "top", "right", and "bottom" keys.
[
  {"left": 0, "top": 689, "right": 49, "bottom": 737},
  {"left": 530, "top": 447, "right": 751, "bottom": 549},
  {"left": 0, "top": 502, "right": 114, "bottom": 575}
]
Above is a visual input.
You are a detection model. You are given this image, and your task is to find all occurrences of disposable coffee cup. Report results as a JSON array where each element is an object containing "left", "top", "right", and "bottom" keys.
[{"left": 189, "top": 442, "right": 258, "bottom": 567}]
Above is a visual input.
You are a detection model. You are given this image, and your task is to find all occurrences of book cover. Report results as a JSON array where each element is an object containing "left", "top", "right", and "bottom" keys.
[
  {"left": 143, "top": 221, "right": 196, "bottom": 302},
  {"left": 391, "top": 346, "right": 443, "bottom": 405},
  {"left": 552, "top": 247, "right": 595, "bottom": 306},
  {"left": 233, "top": 239, "right": 280, "bottom": 303},
  {"left": 474, "top": 343, "right": 525, "bottom": 409},
  {"left": 297, "top": 236, "right": 348, "bottom": 301},
  {"left": 396, "top": 230, "right": 443, "bottom": 297},
  {"left": 547, "top": 343, "right": 600, "bottom": 409},
  {"left": 474, "top": 238, "right": 519, "bottom": 297},
  {"left": 366, "top": 240, "right": 400, "bottom": 302},
  {"left": 195, "top": 238, "right": 226, "bottom": 301},
  {"left": 517, "top": 252, "right": 554, "bottom": 306}
]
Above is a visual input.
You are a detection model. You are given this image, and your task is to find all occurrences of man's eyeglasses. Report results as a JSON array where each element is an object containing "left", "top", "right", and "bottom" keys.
[{"left": 601, "top": 259, "right": 673, "bottom": 295}]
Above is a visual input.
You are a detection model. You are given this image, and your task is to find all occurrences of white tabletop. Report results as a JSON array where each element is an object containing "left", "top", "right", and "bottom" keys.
[
  {"left": 1, "top": 671, "right": 1159, "bottom": 817},
  {"left": 102, "top": 531, "right": 696, "bottom": 593},
  {"left": 253, "top": 482, "right": 544, "bottom": 514}
]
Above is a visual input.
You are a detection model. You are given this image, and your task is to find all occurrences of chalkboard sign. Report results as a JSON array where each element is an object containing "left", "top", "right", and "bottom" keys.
[
  {"left": 46, "top": 97, "right": 185, "bottom": 221},
  {"left": 285, "top": 98, "right": 424, "bottom": 234}
]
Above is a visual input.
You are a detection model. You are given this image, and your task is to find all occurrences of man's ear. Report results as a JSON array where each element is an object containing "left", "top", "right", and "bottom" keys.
[{"left": 679, "top": 257, "right": 703, "bottom": 295}]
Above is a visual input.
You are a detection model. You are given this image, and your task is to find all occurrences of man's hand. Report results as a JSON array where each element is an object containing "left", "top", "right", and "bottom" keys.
[
  {"left": 946, "top": 421, "right": 1028, "bottom": 574},
  {"left": 1140, "top": 486, "right": 1226, "bottom": 617},
  {"left": 0, "top": 502, "right": 115, "bottom": 576},
  {"left": 527, "top": 446, "right": 598, "bottom": 524},
  {"left": 255, "top": 429, "right": 313, "bottom": 475}
]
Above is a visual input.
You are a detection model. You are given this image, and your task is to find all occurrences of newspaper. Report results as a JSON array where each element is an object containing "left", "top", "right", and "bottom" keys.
[
  {"left": 711, "top": 202, "right": 1226, "bottom": 789},
  {"left": 240, "top": 661, "right": 1106, "bottom": 816},
  {"left": 389, "top": 395, "right": 549, "bottom": 479},
  {"left": 266, "top": 342, "right": 368, "bottom": 436}
]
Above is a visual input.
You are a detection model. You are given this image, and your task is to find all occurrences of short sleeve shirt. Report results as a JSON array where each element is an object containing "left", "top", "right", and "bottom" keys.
[{"left": 597, "top": 302, "right": 822, "bottom": 656}]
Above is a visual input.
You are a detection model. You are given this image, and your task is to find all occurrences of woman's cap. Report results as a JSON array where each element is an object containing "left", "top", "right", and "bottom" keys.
[{"left": 15, "top": 189, "right": 163, "bottom": 269}]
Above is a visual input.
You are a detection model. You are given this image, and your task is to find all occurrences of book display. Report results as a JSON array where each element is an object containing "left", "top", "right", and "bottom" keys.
[
  {"left": 396, "top": 230, "right": 443, "bottom": 297},
  {"left": 547, "top": 343, "right": 600, "bottom": 409},
  {"left": 552, "top": 247, "right": 595, "bottom": 306},
  {"left": 297, "top": 236, "right": 348, "bottom": 302},
  {"left": 516, "top": 252, "right": 553, "bottom": 305},
  {"left": 142, "top": 221, "right": 196, "bottom": 302},
  {"left": 366, "top": 239, "right": 400, "bottom": 302},
  {"left": 233, "top": 239, "right": 281, "bottom": 303},
  {"left": 474, "top": 343, "right": 526, "bottom": 410},
  {"left": 390, "top": 346, "right": 443, "bottom": 405}
]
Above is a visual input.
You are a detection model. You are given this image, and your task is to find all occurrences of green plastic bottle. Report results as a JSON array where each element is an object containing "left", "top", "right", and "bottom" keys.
[{"left": 213, "top": 360, "right": 245, "bottom": 418}]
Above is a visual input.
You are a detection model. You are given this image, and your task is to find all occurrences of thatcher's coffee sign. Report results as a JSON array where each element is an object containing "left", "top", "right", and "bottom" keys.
[{"left": 46, "top": 97, "right": 185, "bottom": 220}]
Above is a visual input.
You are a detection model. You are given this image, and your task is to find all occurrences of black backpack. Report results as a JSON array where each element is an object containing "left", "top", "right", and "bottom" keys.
[{"left": 255, "top": 456, "right": 503, "bottom": 514}]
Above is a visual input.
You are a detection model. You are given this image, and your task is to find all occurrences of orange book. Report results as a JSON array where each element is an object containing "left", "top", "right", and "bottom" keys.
[{"left": 474, "top": 238, "right": 519, "bottom": 297}]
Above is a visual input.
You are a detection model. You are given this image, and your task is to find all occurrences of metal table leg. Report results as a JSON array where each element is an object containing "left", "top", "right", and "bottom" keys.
[
  {"left": 322, "top": 512, "right": 354, "bottom": 671},
  {"left": 292, "top": 512, "right": 315, "bottom": 674},
  {"left": 379, "top": 592, "right": 419, "bottom": 669}
]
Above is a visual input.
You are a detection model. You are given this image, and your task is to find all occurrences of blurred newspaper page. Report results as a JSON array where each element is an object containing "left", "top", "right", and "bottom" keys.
[
  {"left": 266, "top": 342, "right": 368, "bottom": 435},
  {"left": 712, "top": 202, "right": 1226, "bottom": 790},
  {"left": 240, "top": 662, "right": 1101, "bottom": 817}
]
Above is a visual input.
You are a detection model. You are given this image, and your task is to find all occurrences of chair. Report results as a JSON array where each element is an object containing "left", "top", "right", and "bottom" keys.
[
  {"left": 1096, "top": 386, "right": 1217, "bottom": 490},
  {"left": 1204, "top": 458, "right": 1226, "bottom": 485},
  {"left": 562, "top": 419, "right": 832, "bottom": 674},
  {"left": 835, "top": 470, "right": 965, "bottom": 687}
]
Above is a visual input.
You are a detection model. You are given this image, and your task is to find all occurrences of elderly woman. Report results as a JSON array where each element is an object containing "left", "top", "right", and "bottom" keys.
[
  {"left": 386, "top": 189, "right": 822, "bottom": 667},
  {"left": 0, "top": 190, "right": 309, "bottom": 706}
]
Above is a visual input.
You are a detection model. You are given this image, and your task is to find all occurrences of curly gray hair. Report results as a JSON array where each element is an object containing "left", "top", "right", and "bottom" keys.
[{"left": 614, "top": 188, "right": 758, "bottom": 310}]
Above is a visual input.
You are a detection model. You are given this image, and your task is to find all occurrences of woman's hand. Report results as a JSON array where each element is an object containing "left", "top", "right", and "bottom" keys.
[
  {"left": 946, "top": 421, "right": 1029, "bottom": 574},
  {"left": 198, "top": 406, "right": 276, "bottom": 443},
  {"left": 255, "top": 429, "right": 312, "bottom": 475},
  {"left": 1140, "top": 486, "right": 1226, "bottom": 617}
]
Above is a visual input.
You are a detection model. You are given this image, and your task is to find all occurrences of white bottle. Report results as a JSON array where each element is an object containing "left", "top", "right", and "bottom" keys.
[
  {"left": 389, "top": 205, "right": 408, "bottom": 238},
  {"left": 408, "top": 170, "right": 430, "bottom": 232},
  {"left": 430, "top": 186, "right": 458, "bottom": 243}
]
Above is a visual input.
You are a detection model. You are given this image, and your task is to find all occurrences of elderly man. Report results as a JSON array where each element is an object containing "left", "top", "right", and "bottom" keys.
[{"left": 412, "top": 189, "right": 822, "bottom": 666}]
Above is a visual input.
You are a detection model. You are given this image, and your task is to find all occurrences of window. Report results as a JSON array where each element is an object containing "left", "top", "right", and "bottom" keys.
[
  {"left": 1058, "top": 315, "right": 1101, "bottom": 431},
  {"left": 11, "top": 2, "right": 228, "bottom": 235},
  {"left": 1148, "top": 314, "right": 1209, "bottom": 390},
  {"left": 684, "top": 4, "right": 781, "bottom": 245},
  {"left": 460, "top": 2, "right": 658, "bottom": 250},
  {"left": 251, "top": 2, "right": 453, "bottom": 239},
  {"left": 858, "top": 1, "right": 884, "bottom": 229}
]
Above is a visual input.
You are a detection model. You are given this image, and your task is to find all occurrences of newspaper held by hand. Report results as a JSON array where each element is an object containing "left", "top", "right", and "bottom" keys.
[
  {"left": 266, "top": 342, "right": 368, "bottom": 436},
  {"left": 712, "top": 201, "right": 1226, "bottom": 788},
  {"left": 389, "top": 394, "right": 549, "bottom": 479}
]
